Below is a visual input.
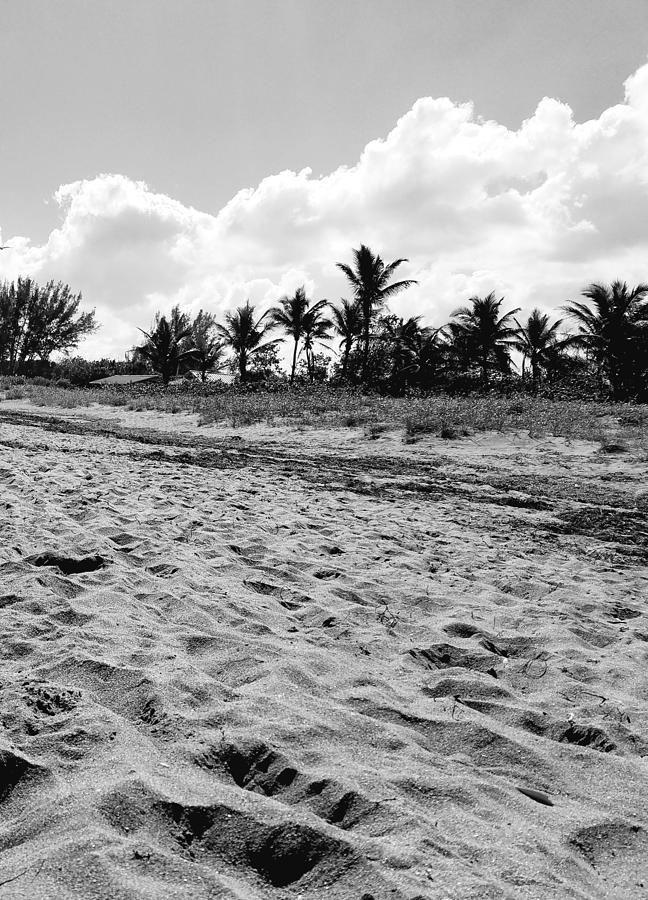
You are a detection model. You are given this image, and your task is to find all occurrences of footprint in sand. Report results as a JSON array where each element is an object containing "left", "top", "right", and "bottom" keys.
[
  {"left": 243, "top": 579, "right": 312, "bottom": 611},
  {"left": 196, "top": 737, "right": 378, "bottom": 831},
  {"left": 0, "top": 743, "right": 51, "bottom": 802},
  {"left": 97, "top": 779, "right": 386, "bottom": 894},
  {"left": 146, "top": 562, "right": 180, "bottom": 578},
  {"left": 408, "top": 643, "right": 502, "bottom": 675},
  {"left": 27, "top": 551, "right": 107, "bottom": 575},
  {"left": 569, "top": 821, "right": 648, "bottom": 895}
]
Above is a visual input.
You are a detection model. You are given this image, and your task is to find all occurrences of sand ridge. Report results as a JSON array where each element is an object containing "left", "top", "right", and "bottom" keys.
[{"left": 1, "top": 403, "right": 648, "bottom": 899}]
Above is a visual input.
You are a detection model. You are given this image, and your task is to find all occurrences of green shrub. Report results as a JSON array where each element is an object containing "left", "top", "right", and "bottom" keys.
[
  {"left": 364, "top": 422, "right": 390, "bottom": 439},
  {"left": 3, "top": 380, "right": 646, "bottom": 447}
]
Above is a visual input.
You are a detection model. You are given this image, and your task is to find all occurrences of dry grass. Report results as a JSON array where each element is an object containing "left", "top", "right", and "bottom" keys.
[
  {"left": 4, "top": 387, "right": 27, "bottom": 400},
  {"left": 1, "top": 378, "right": 647, "bottom": 445}
]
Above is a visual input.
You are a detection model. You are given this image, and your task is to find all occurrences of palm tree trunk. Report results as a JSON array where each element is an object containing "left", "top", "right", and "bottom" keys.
[
  {"left": 596, "top": 359, "right": 605, "bottom": 399},
  {"left": 240, "top": 350, "right": 247, "bottom": 382},
  {"left": 361, "top": 322, "right": 370, "bottom": 383},
  {"left": 341, "top": 340, "right": 352, "bottom": 379},
  {"left": 609, "top": 359, "right": 624, "bottom": 400},
  {"left": 481, "top": 350, "right": 489, "bottom": 391},
  {"left": 290, "top": 338, "right": 298, "bottom": 384},
  {"left": 619, "top": 355, "right": 635, "bottom": 400}
]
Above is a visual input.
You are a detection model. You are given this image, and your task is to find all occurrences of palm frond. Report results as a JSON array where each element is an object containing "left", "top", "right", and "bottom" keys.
[{"left": 379, "top": 279, "right": 418, "bottom": 300}]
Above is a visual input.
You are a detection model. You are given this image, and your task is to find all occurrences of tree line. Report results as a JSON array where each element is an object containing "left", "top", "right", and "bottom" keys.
[
  {"left": 2, "top": 246, "right": 648, "bottom": 400},
  {"left": 132, "top": 245, "right": 648, "bottom": 401}
]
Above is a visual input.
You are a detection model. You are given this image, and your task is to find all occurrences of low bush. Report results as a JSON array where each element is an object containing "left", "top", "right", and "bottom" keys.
[{"left": 1, "top": 379, "right": 647, "bottom": 445}]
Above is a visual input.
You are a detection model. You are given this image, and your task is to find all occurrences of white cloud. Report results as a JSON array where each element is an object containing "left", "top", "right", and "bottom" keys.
[{"left": 2, "top": 59, "right": 648, "bottom": 361}]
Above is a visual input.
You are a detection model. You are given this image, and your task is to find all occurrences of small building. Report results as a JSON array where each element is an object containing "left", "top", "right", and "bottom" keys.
[
  {"left": 88, "top": 374, "right": 161, "bottom": 386},
  {"left": 183, "top": 370, "right": 236, "bottom": 385}
]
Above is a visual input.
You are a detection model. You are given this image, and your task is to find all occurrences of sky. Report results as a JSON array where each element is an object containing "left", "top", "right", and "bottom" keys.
[{"left": 1, "top": 0, "right": 648, "bottom": 360}]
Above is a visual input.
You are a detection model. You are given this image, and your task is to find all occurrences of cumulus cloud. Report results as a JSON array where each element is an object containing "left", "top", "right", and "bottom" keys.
[{"left": 2, "top": 59, "right": 648, "bottom": 360}]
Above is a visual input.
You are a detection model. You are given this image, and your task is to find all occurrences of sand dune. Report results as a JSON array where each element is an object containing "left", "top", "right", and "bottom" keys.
[{"left": 1, "top": 401, "right": 647, "bottom": 899}]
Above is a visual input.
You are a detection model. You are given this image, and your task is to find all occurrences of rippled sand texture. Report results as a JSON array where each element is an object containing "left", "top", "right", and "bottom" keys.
[{"left": 1, "top": 405, "right": 647, "bottom": 900}]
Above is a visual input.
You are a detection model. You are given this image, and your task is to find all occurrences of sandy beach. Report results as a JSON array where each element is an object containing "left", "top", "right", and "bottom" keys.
[{"left": 1, "top": 401, "right": 647, "bottom": 899}]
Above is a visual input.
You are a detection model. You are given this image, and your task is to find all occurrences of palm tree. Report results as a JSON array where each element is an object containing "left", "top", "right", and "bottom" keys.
[
  {"left": 135, "top": 311, "right": 194, "bottom": 386},
  {"left": 391, "top": 318, "right": 448, "bottom": 390},
  {"left": 381, "top": 316, "right": 448, "bottom": 391},
  {"left": 450, "top": 292, "right": 520, "bottom": 389},
  {"left": 445, "top": 320, "right": 474, "bottom": 378},
  {"left": 267, "top": 286, "right": 310, "bottom": 384},
  {"left": 329, "top": 298, "right": 363, "bottom": 379},
  {"left": 336, "top": 244, "right": 417, "bottom": 383},
  {"left": 562, "top": 281, "right": 648, "bottom": 400},
  {"left": 301, "top": 300, "right": 332, "bottom": 383},
  {"left": 416, "top": 326, "right": 450, "bottom": 390},
  {"left": 215, "top": 301, "right": 279, "bottom": 382},
  {"left": 190, "top": 310, "right": 225, "bottom": 382},
  {"left": 384, "top": 316, "right": 424, "bottom": 385},
  {"left": 169, "top": 305, "right": 192, "bottom": 349},
  {"left": 512, "top": 309, "right": 567, "bottom": 393}
]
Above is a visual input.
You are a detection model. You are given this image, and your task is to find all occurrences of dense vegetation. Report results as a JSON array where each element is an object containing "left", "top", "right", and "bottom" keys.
[
  {"left": 3, "top": 375, "right": 648, "bottom": 449},
  {"left": 0, "top": 277, "right": 97, "bottom": 376},
  {"left": 3, "top": 245, "right": 648, "bottom": 401},
  {"left": 129, "top": 246, "right": 648, "bottom": 401}
]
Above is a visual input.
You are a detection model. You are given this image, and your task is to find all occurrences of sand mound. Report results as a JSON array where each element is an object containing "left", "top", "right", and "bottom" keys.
[{"left": 1, "top": 403, "right": 647, "bottom": 898}]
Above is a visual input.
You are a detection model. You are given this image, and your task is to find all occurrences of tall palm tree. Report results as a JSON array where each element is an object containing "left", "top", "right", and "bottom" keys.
[
  {"left": 336, "top": 244, "right": 417, "bottom": 383},
  {"left": 301, "top": 300, "right": 332, "bottom": 383},
  {"left": 215, "top": 301, "right": 279, "bottom": 382},
  {"left": 190, "top": 310, "right": 225, "bottom": 382},
  {"left": 512, "top": 309, "right": 567, "bottom": 393},
  {"left": 450, "top": 292, "right": 520, "bottom": 389},
  {"left": 135, "top": 311, "right": 194, "bottom": 386},
  {"left": 562, "top": 281, "right": 648, "bottom": 400},
  {"left": 267, "top": 286, "right": 310, "bottom": 384},
  {"left": 329, "top": 298, "right": 363, "bottom": 379}
]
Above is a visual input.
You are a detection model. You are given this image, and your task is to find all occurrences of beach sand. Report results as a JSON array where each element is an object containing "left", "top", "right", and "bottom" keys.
[{"left": 1, "top": 400, "right": 647, "bottom": 899}]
